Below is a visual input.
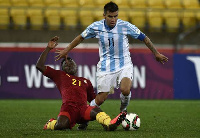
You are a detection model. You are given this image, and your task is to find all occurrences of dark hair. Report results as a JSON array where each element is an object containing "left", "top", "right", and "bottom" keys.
[
  {"left": 61, "top": 57, "right": 77, "bottom": 75},
  {"left": 61, "top": 57, "right": 73, "bottom": 70},
  {"left": 61, "top": 58, "right": 66, "bottom": 70},
  {"left": 104, "top": 1, "right": 118, "bottom": 14}
]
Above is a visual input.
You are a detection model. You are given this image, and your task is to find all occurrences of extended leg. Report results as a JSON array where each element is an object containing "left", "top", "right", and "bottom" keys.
[
  {"left": 91, "top": 107, "right": 126, "bottom": 131},
  {"left": 120, "top": 77, "right": 132, "bottom": 112}
]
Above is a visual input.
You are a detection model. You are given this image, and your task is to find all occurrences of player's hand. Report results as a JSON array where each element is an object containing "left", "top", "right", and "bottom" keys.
[
  {"left": 47, "top": 36, "right": 59, "bottom": 49},
  {"left": 55, "top": 49, "right": 68, "bottom": 61},
  {"left": 155, "top": 53, "right": 168, "bottom": 64}
]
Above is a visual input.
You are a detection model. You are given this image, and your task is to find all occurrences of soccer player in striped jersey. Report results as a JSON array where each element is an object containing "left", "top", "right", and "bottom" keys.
[
  {"left": 36, "top": 36, "right": 126, "bottom": 131},
  {"left": 55, "top": 1, "right": 168, "bottom": 116}
]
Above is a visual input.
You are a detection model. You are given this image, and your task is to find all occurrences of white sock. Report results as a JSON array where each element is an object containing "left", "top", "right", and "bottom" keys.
[
  {"left": 120, "top": 92, "right": 131, "bottom": 112},
  {"left": 90, "top": 99, "right": 99, "bottom": 107}
]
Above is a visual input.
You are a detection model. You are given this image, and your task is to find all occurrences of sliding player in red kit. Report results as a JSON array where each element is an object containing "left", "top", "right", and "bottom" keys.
[{"left": 36, "top": 36, "right": 126, "bottom": 131}]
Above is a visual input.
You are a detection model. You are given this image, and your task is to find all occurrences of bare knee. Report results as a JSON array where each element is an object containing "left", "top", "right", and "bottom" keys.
[
  {"left": 120, "top": 77, "right": 132, "bottom": 96},
  {"left": 120, "top": 86, "right": 130, "bottom": 96},
  {"left": 54, "top": 115, "right": 70, "bottom": 130}
]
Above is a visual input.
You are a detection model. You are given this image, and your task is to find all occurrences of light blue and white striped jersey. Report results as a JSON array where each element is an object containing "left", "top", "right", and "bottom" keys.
[{"left": 81, "top": 19, "right": 145, "bottom": 74}]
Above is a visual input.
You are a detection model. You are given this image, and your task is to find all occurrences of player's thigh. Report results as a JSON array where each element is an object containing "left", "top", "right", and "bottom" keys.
[
  {"left": 96, "top": 72, "right": 118, "bottom": 93},
  {"left": 119, "top": 65, "right": 133, "bottom": 90}
]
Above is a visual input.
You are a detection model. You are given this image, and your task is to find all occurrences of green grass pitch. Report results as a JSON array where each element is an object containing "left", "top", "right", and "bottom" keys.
[{"left": 0, "top": 99, "right": 199, "bottom": 138}]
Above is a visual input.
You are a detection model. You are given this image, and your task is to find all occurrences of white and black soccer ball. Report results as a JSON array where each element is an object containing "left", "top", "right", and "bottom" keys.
[{"left": 122, "top": 113, "right": 141, "bottom": 130}]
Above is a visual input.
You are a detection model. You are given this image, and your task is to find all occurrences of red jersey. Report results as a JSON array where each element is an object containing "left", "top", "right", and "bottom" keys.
[{"left": 43, "top": 66, "right": 96, "bottom": 106}]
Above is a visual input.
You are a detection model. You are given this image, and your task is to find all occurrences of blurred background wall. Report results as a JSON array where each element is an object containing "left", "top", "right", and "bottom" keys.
[
  {"left": 0, "top": 0, "right": 199, "bottom": 47},
  {"left": 0, "top": 0, "right": 200, "bottom": 99}
]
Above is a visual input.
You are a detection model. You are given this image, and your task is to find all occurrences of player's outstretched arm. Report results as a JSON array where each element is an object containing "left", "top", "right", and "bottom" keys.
[
  {"left": 36, "top": 36, "right": 59, "bottom": 73},
  {"left": 55, "top": 35, "right": 84, "bottom": 61},
  {"left": 143, "top": 36, "right": 168, "bottom": 64}
]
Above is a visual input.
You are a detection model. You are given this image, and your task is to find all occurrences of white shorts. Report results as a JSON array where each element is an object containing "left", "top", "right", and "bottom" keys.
[{"left": 96, "top": 64, "right": 133, "bottom": 94}]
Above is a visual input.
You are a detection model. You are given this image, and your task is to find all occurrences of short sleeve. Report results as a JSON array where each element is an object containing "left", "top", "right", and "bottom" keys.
[
  {"left": 126, "top": 22, "right": 145, "bottom": 40},
  {"left": 81, "top": 23, "right": 96, "bottom": 39}
]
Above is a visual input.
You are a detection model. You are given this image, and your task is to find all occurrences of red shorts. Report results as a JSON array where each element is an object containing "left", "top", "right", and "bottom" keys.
[{"left": 58, "top": 103, "right": 96, "bottom": 129}]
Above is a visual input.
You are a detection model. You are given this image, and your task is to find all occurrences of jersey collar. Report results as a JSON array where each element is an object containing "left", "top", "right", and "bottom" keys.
[{"left": 104, "top": 20, "right": 115, "bottom": 31}]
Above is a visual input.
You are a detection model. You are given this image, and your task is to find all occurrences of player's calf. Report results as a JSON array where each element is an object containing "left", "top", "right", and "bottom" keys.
[{"left": 120, "top": 93, "right": 131, "bottom": 112}]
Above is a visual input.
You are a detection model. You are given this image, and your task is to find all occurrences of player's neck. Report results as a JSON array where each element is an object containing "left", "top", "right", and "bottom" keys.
[{"left": 104, "top": 20, "right": 115, "bottom": 31}]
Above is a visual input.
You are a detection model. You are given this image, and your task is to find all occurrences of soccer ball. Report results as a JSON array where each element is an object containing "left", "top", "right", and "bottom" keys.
[{"left": 122, "top": 113, "right": 141, "bottom": 130}]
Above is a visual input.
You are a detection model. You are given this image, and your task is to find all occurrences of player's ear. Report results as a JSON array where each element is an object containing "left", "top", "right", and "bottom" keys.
[{"left": 60, "top": 58, "right": 65, "bottom": 70}]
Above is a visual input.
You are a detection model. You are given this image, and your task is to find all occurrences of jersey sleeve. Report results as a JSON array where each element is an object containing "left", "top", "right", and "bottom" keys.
[
  {"left": 86, "top": 79, "right": 96, "bottom": 103},
  {"left": 126, "top": 22, "right": 146, "bottom": 41},
  {"left": 81, "top": 23, "right": 96, "bottom": 39}
]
